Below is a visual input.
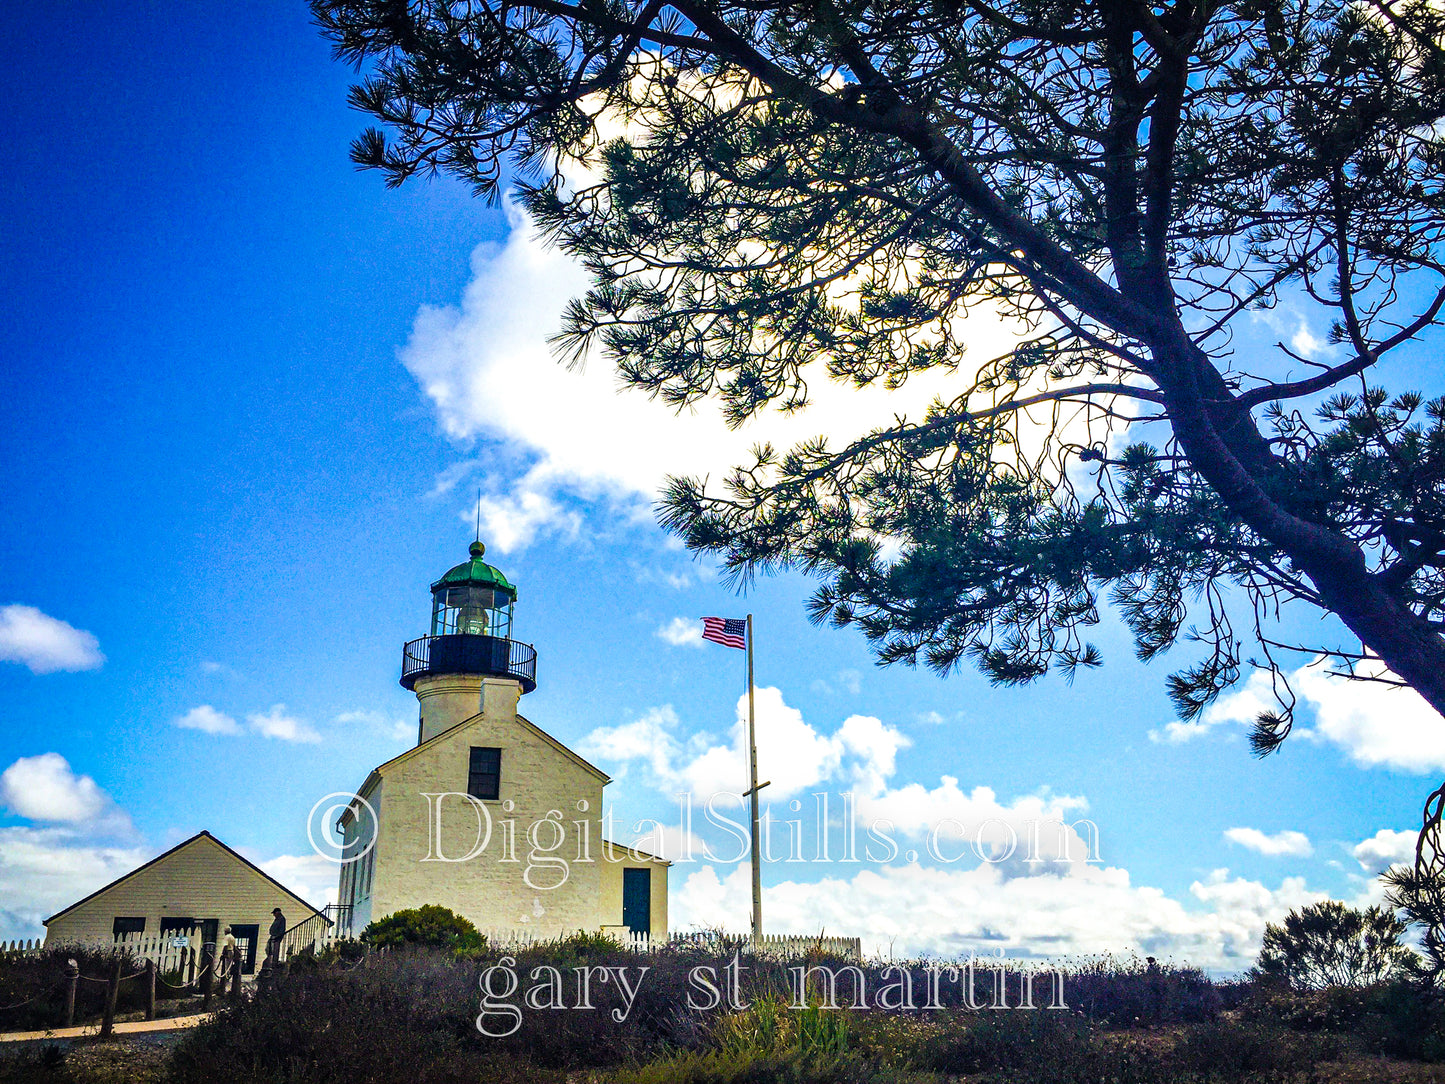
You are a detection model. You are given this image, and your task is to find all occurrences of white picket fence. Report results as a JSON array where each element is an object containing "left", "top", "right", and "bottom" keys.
[
  {"left": 9, "top": 929, "right": 221, "bottom": 974},
  {"left": 7, "top": 928, "right": 860, "bottom": 963},
  {"left": 279, "top": 926, "right": 860, "bottom": 959},
  {"left": 115, "top": 928, "right": 214, "bottom": 978},
  {"left": 481, "top": 928, "right": 862, "bottom": 959},
  {"left": 740, "top": 933, "right": 863, "bottom": 959},
  {"left": 3, "top": 930, "right": 219, "bottom": 981}
]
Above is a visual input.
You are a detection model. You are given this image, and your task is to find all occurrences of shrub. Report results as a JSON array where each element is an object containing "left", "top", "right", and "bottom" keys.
[
  {"left": 911, "top": 1011, "right": 1091, "bottom": 1075},
  {"left": 1384, "top": 861, "right": 1445, "bottom": 985},
  {"left": 912, "top": 1013, "right": 1332, "bottom": 1083},
  {"left": 0, "top": 947, "right": 154, "bottom": 1032},
  {"left": 362, "top": 905, "right": 485, "bottom": 954},
  {"left": 1255, "top": 900, "right": 1417, "bottom": 990},
  {"left": 171, "top": 940, "right": 721, "bottom": 1081},
  {"left": 1244, "top": 978, "right": 1445, "bottom": 1061},
  {"left": 167, "top": 963, "right": 528, "bottom": 1084},
  {"left": 1060, "top": 954, "right": 1222, "bottom": 1024}
]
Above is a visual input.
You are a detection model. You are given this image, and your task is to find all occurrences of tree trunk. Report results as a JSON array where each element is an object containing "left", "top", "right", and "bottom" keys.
[{"left": 1155, "top": 331, "right": 1445, "bottom": 718}]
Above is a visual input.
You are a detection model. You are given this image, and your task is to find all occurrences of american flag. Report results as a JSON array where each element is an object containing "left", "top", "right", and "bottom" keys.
[{"left": 701, "top": 617, "right": 747, "bottom": 650}]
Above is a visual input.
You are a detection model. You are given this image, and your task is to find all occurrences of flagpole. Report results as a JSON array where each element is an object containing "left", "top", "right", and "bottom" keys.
[{"left": 746, "top": 613, "right": 762, "bottom": 944}]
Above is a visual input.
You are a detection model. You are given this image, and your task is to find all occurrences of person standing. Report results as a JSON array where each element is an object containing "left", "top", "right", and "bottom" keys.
[{"left": 266, "top": 907, "right": 286, "bottom": 966}]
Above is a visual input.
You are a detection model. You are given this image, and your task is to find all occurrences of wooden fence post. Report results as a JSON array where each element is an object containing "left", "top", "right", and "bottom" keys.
[
  {"left": 199, "top": 942, "right": 214, "bottom": 1007},
  {"left": 100, "top": 956, "right": 121, "bottom": 1038},
  {"left": 230, "top": 948, "right": 243, "bottom": 1000},
  {"left": 214, "top": 947, "right": 229, "bottom": 1008},
  {"left": 64, "top": 959, "right": 79, "bottom": 1028},
  {"left": 145, "top": 958, "right": 156, "bottom": 1021}
]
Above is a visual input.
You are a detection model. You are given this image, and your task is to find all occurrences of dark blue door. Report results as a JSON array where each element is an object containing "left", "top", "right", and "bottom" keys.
[{"left": 622, "top": 868, "right": 651, "bottom": 935}]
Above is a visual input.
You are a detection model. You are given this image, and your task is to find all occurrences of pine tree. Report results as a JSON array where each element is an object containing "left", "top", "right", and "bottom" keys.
[{"left": 313, "top": 0, "right": 1445, "bottom": 803}]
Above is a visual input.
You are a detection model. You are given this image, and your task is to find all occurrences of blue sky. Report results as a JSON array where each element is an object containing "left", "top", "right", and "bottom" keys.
[{"left": 0, "top": 2, "right": 1439, "bottom": 968}]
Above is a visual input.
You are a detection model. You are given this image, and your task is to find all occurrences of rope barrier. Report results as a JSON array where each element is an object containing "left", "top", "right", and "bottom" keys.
[
  {"left": 0, "top": 982, "right": 71, "bottom": 1017},
  {"left": 1, "top": 946, "right": 298, "bottom": 1016},
  {"left": 0, "top": 978, "right": 76, "bottom": 1012}
]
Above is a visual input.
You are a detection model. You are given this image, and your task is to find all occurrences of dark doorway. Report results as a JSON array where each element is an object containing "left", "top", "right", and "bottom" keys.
[
  {"left": 231, "top": 924, "right": 259, "bottom": 974},
  {"left": 622, "top": 868, "right": 651, "bottom": 936},
  {"left": 200, "top": 919, "right": 220, "bottom": 960}
]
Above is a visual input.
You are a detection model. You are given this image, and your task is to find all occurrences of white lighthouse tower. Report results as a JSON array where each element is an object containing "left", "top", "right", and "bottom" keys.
[
  {"left": 401, "top": 539, "right": 536, "bottom": 744},
  {"left": 335, "top": 539, "right": 669, "bottom": 941}
]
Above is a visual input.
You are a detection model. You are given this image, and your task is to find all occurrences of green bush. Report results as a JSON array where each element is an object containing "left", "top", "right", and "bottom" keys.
[
  {"left": 1255, "top": 900, "right": 1417, "bottom": 990},
  {"left": 1244, "top": 979, "right": 1445, "bottom": 1060},
  {"left": 163, "top": 942, "right": 1398, "bottom": 1084},
  {"left": 0, "top": 947, "right": 154, "bottom": 1031},
  {"left": 909, "top": 1013, "right": 1333, "bottom": 1083},
  {"left": 604, "top": 1049, "right": 935, "bottom": 1084},
  {"left": 1061, "top": 954, "right": 1223, "bottom": 1024},
  {"left": 361, "top": 905, "right": 485, "bottom": 955}
]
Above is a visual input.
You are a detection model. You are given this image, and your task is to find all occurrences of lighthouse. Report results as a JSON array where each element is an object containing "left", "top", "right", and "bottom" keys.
[
  {"left": 335, "top": 538, "right": 669, "bottom": 940},
  {"left": 400, "top": 540, "right": 537, "bottom": 744}
]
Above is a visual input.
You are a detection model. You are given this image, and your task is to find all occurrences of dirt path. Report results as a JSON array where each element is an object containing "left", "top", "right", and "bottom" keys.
[{"left": 0, "top": 1012, "right": 212, "bottom": 1043}]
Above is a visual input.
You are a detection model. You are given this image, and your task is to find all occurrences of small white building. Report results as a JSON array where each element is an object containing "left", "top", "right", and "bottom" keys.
[
  {"left": 336, "top": 542, "right": 669, "bottom": 941},
  {"left": 43, "top": 831, "right": 326, "bottom": 973}
]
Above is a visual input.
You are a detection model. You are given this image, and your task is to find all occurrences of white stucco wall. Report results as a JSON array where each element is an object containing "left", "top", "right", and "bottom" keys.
[{"left": 367, "top": 707, "right": 608, "bottom": 936}]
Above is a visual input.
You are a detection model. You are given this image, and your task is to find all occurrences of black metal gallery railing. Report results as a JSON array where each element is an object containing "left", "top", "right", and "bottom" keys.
[{"left": 400, "top": 633, "right": 537, "bottom": 693}]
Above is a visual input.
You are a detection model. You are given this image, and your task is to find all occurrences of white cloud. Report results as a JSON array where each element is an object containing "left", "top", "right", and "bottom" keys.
[
  {"left": 1223, "top": 827, "right": 1313, "bottom": 857},
  {"left": 581, "top": 688, "right": 1097, "bottom": 874},
  {"left": 246, "top": 705, "right": 322, "bottom": 744},
  {"left": 427, "top": 459, "right": 480, "bottom": 500},
  {"left": 657, "top": 617, "right": 704, "bottom": 648},
  {"left": 582, "top": 687, "right": 894, "bottom": 801},
  {"left": 1352, "top": 828, "right": 1417, "bottom": 874},
  {"left": 258, "top": 853, "right": 339, "bottom": 910},
  {"left": 635, "top": 566, "right": 693, "bottom": 590},
  {"left": 399, "top": 205, "right": 1022, "bottom": 553},
  {"left": 0, "top": 605, "right": 104, "bottom": 674},
  {"left": 1149, "top": 719, "right": 1213, "bottom": 744},
  {"left": 672, "top": 860, "right": 1326, "bottom": 969},
  {"left": 580, "top": 685, "right": 1389, "bottom": 967},
  {"left": 1292, "top": 663, "right": 1445, "bottom": 773},
  {"left": 174, "top": 705, "right": 241, "bottom": 736},
  {"left": 0, "top": 827, "right": 149, "bottom": 941},
  {"left": 1150, "top": 662, "right": 1445, "bottom": 774},
  {"left": 336, "top": 709, "right": 414, "bottom": 744},
  {"left": 471, "top": 488, "right": 583, "bottom": 555},
  {"left": 1150, "top": 669, "right": 1277, "bottom": 744},
  {"left": 0, "top": 754, "right": 124, "bottom": 828},
  {"left": 0, "top": 757, "right": 134, "bottom": 849}
]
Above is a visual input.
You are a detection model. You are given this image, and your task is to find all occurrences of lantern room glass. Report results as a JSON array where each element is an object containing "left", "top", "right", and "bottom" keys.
[{"left": 430, "top": 584, "right": 514, "bottom": 639}]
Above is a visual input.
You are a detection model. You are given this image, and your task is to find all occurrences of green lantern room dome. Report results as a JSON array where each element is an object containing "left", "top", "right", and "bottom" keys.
[
  {"left": 403, "top": 538, "right": 536, "bottom": 693},
  {"left": 430, "top": 540, "right": 518, "bottom": 599}
]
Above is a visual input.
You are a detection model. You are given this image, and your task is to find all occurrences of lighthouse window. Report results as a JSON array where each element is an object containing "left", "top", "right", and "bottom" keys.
[
  {"left": 468, "top": 746, "right": 502, "bottom": 801},
  {"left": 433, "top": 585, "right": 513, "bottom": 637}
]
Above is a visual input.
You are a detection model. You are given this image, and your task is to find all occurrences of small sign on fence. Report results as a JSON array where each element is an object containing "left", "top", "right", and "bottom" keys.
[{"left": 170, "top": 936, "right": 190, "bottom": 948}]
